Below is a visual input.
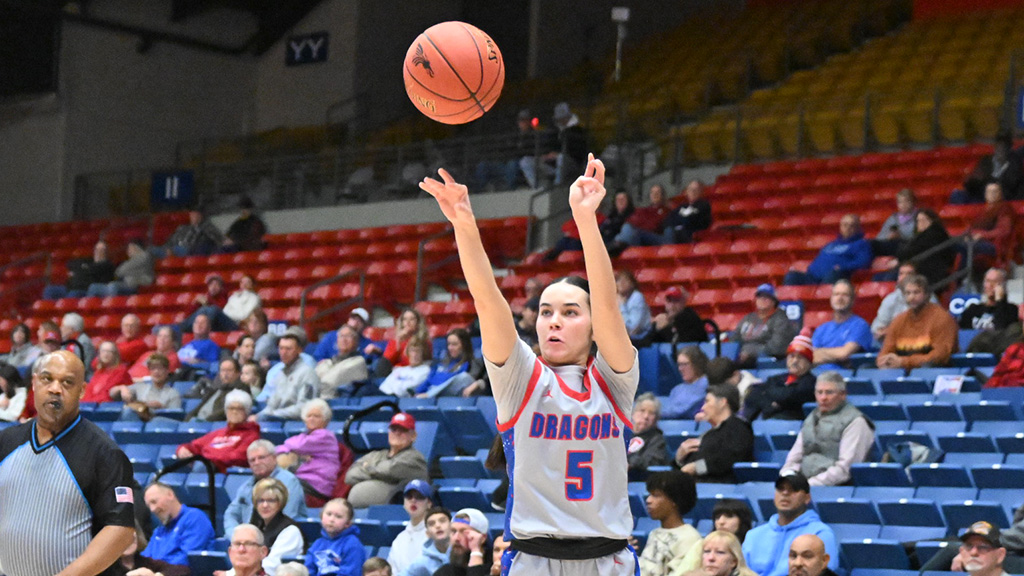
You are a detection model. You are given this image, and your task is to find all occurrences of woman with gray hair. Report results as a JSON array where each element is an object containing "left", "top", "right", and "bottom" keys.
[
  {"left": 627, "top": 392, "right": 670, "bottom": 475},
  {"left": 662, "top": 346, "right": 710, "bottom": 419},
  {"left": 176, "top": 389, "right": 261, "bottom": 472},
  {"left": 275, "top": 398, "right": 344, "bottom": 507}
]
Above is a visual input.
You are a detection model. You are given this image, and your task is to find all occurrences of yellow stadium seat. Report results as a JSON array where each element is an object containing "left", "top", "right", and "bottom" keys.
[{"left": 806, "top": 111, "right": 843, "bottom": 154}]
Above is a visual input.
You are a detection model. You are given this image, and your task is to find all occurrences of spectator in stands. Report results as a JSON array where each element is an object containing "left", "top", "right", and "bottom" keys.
[
  {"left": 246, "top": 309, "right": 278, "bottom": 366},
  {"left": 221, "top": 524, "right": 269, "bottom": 576},
  {"left": 366, "top": 308, "right": 428, "bottom": 371},
  {"left": 490, "top": 535, "right": 509, "bottom": 576},
  {"left": 985, "top": 321, "right": 1024, "bottom": 388},
  {"left": 225, "top": 440, "right": 307, "bottom": 537},
  {"left": 616, "top": 269, "right": 653, "bottom": 344},
  {"left": 961, "top": 267, "right": 1022, "bottom": 355},
  {"left": 0, "top": 363, "right": 27, "bottom": 422},
  {"left": 165, "top": 208, "right": 224, "bottom": 257},
  {"left": 742, "top": 331, "right": 817, "bottom": 421},
  {"left": 871, "top": 188, "right": 919, "bottom": 257},
  {"left": 675, "top": 384, "right": 753, "bottom": 483},
  {"left": 415, "top": 328, "right": 486, "bottom": 398},
  {"left": 637, "top": 470, "right": 699, "bottom": 576},
  {"left": 27, "top": 321, "right": 62, "bottom": 369},
  {"left": 600, "top": 191, "right": 635, "bottom": 245},
  {"left": 130, "top": 325, "right": 181, "bottom": 381},
  {"left": 954, "top": 132, "right": 1024, "bottom": 204},
  {"left": 920, "top": 511, "right": 1024, "bottom": 573},
  {"left": 663, "top": 180, "right": 713, "bottom": 244},
  {"left": 674, "top": 499, "right": 755, "bottom": 573},
  {"left": 223, "top": 197, "right": 268, "bottom": 252},
  {"left": 884, "top": 208, "right": 955, "bottom": 286},
  {"left": 88, "top": 238, "right": 155, "bottom": 297},
  {"left": 662, "top": 346, "right": 709, "bottom": 420},
  {"left": 683, "top": 531, "right": 758, "bottom": 576},
  {"left": 115, "top": 313, "right": 149, "bottom": 366},
  {"left": 375, "top": 335, "right": 432, "bottom": 398},
  {"left": 783, "top": 214, "right": 872, "bottom": 286},
  {"left": 235, "top": 334, "right": 257, "bottom": 364},
  {"left": 542, "top": 209, "right": 607, "bottom": 262},
  {"left": 474, "top": 109, "right": 540, "bottom": 191},
  {"left": 788, "top": 535, "right": 837, "bottom": 576},
  {"left": 731, "top": 284, "right": 797, "bottom": 368},
  {"left": 433, "top": 508, "right": 493, "bottom": 576},
  {"left": 112, "top": 521, "right": 190, "bottom": 576},
  {"left": 61, "top": 312, "right": 96, "bottom": 373},
  {"left": 364, "top": 557, "right": 392, "bottom": 576},
  {"left": 278, "top": 562, "right": 309, "bottom": 576},
  {"left": 176, "top": 389, "right": 260, "bottom": 472},
  {"left": 967, "top": 181, "right": 1021, "bottom": 268},
  {"left": 705, "top": 357, "right": 760, "bottom": 405},
  {"left": 251, "top": 477, "right": 306, "bottom": 574},
  {"left": 140, "top": 481, "right": 215, "bottom": 566},
  {"left": 260, "top": 326, "right": 317, "bottom": 403},
  {"left": 315, "top": 325, "right": 370, "bottom": 398},
  {"left": 403, "top": 507, "right": 453, "bottom": 576},
  {"left": 112, "top": 353, "right": 182, "bottom": 417},
  {"left": 810, "top": 280, "right": 873, "bottom": 370},
  {"left": 187, "top": 357, "right": 250, "bottom": 422},
  {"left": 305, "top": 497, "right": 364, "bottom": 576},
  {"left": 549, "top": 102, "right": 588, "bottom": 187},
  {"left": 276, "top": 399, "right": 343, "bottom": 505},
  {"left": 781, "top": 372, "right": 875, "bottom": 486},
  {"left": 627, "top": 393, "right": 670, "bottom": 474},
  {"left": 651, "top": 286, "right": 708, "bottom": 344},
  {"left": 253, "top": 332, "right": 319, "bottom": 421},
  {"left": 44, "top": 239, "right": 116, "bottom": 300},
  {"left": 955, "top": 522, "right": 1015, "bottom": 576},
  {"left": 870, "top": 261, "right": 933, "bottom": 342},
  {"left": 514, "top": 296, "right": 539, "bottom": 352},
  {"left": 182, "top": 273, "right": 239, "bottom": 333},
  {"left": 242, "top": 360, "right": 265, "bottom": 396},
  {"left": 83, "top": 341, "right": 133, "bottom": 403},
  {"left": 388, "top": 480, "right": 434, "bottom": 575},
  {"left": 609, "top": 184, "right": 672, "bottom": 253},
  {"left": 876, "top": 273, "right": 957, "bottom": 368},
  {"left": 222, "top": 275, "right": 263, "bottom": 329},
  {"left": 741, "top": 472, "right": 838, "bottom": 576},
  {"left": 0, "top": 323, "right": 36, "bottom": 370},
  {"left": 178, "top": 312, "right": 222, "bottom": 375},
  {"left": 344, "top": 412, "right": 428, "bottom": 508},
  {"left": 313, "top": 307, "right": 373, "bottom": 362}
]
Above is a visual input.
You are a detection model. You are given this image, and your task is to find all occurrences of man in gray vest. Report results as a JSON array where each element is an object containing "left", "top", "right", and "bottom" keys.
[{"left": 780, "top": 371, "right": 874, "bottom": 486}]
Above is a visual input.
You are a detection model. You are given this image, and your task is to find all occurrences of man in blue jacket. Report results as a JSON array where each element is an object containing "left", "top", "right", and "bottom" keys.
[
  {"left": 742, "top": 471, "right": 838, "bottom": 576},
  {"left": 141, "top": 481, "right": 215, "bottom": 566},
  {"left": 783, "top": 214, "right": 873, "bottom": 286}
]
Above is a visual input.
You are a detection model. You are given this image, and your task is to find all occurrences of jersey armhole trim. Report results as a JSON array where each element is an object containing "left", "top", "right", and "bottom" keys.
[
  {"left": 592, "top": 369, "right": 633, "bottom": 430},
  {"left": 496, "top": 359, "right": 543, "bottom": 433}
]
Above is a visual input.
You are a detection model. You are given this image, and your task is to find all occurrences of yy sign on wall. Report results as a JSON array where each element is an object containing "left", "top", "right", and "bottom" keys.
[{"left": 286, "top": 32, "right": 329, "bottom": 66}]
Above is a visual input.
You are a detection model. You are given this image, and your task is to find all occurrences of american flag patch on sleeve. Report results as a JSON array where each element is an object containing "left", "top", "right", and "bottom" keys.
[{"left": 115, "top": 486, "right": 133, "bottom": 503}]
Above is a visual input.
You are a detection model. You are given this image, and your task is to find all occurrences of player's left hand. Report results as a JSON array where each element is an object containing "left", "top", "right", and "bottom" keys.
[
  {"left": 420, "top": 168, "right": 475, "bottom": 227},
  {"left": 569, "top": 153, "right": 606, "bottom": 216}
]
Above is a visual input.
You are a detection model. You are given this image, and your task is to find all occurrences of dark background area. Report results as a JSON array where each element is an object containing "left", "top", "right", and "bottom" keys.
[{"left": 0, "top": 5, "right": 60, "bottom": 97}]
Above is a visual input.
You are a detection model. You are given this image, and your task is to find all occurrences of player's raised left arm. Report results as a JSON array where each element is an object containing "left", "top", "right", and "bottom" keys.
[
  {"left": 56, "top": 524, "right": 135, "bottom": 576},
  {"left": 571, "top": 154, "right": 634, "bottom": 373}
]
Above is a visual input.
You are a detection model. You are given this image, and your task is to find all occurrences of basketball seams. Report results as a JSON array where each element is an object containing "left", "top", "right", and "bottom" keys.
[
  {"left": 458, "top": 21, "right": 486, "bottom": 94},
  {"left": 405, "top": 61, "right": 477, "bottom": 103},
  {"left": 423, "top": 26, "right": 486, "bottom": 114}
]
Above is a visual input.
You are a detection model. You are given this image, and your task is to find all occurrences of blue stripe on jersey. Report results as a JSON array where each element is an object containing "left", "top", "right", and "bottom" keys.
[
  {"left": 30, "top": 414, "right": 82, "bottom": 451},
  {"left": 628, "top": 543, "right": 641, "bottom": 576},
  {"left": 500, "top": 426, "right": 516, "bottom": 540},
  {"left": 55, "top": 445, "right": 92, "bottom": 515}
]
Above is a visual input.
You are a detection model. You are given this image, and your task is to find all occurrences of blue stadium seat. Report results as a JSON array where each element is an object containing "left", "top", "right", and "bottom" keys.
[
  {"left": 733, "top": 462, "right": 782, "bottom": 484},
  {"left": 976, "top": 489, "right": 1021, "bottom": 515},
  {"left": 877, "top": 430, "right": 934, "bottom": 450},
  {"left": 385, "top": 520, "right": 406, "bottom": 540},
  {"left": 906, "top": 402, "right": 961, "bottom": 422},
  {"left": 844, "top": 378, "right": 879, "bottom": 396},
  {"left": 815, "top": 498, "right": 880, "bottom": 525},
  {"left": 442, "top": 406, "right": 497, "bottom": 453},
  {"left": 123, "top": 444, "right": 161, "bottom": 473},
  {"left": 912, "top": 421, "right": 966, "bottom": 437},
  {"left": 873, "top": 421, "right": 912, "bottom": 435},
  {"left": 950, "top": 353, "right": 997, "bottom": 368},
  {"left": 810, "top": 486, "right": 855, "bottom": 500},
  {"left": 693, "top": 492, "right": 747, "bottom": 522},
  {"left": 994, "top": 433, "right": 1024, "bottom": 454},
  {"left": 943, "top": 453, "right": 1003, "bottom": 467},
  {"left": 440, "top": 456, "right": 489, "bottom": 480},
  {"left": 876, "top": 499, "right": 945, "bottom": 527},
  {"left": 840, "top": 539, "right": 910, "bottom": 570},
  {"left": 850, "top": 570, "right": 917, "bottom": 576},
  {"left": 769, "top": 431, "right": 799, "bottom": 451},
  {"left": 969, "top": 421, "right": 1021, "bottom": 436},
  {"left": 970, "top": 465, "right": 1024, "bottom": 489},
  {"left": 936, "top": 433, "right": 997, "bottom": 453},
  {"left": 183, "top": 471, "right": 226, "bottom": 509},
  {"left": 941, "top": 500, "right": 1011, "bottom": 529},
  {"left": 294, "top": 517, "right": 322, "bottom": 544},
  {"left": 857, "top": 402, "right": 908, "bottom": 421},
  {"left": 188, "top": 551, "right": 230, "bottom": 574},
  {"left": 880, "top": 525, "right": 946, "bottom": 542},
  {"left": 936, "top": 392, "right": 982, "bottom": 405},
  {"left": 751, "top": 419, "right": 802, "bottom": 436},
  {"left": 914, "top": 487, "right": 978, "bottom": 503},
  {"left": 353, "top": 518, "right": 390, "bottom": 547},
  {"left": 909, "top": 464, "right": 974, "bottom": 488},
  {"left": 851, "top": 463, "right": 912, "bottom": 487},
  {"left": 831, "top": 523, "right": 881, "bottom": 541},
  {"left": 915, "top": 541, "right": 954, "bottom": 566},
  {"left": 628, "top": 484, "right": 647, "bottom": 518},
  {"left": 961, "top": 401, "right": 1017, "bottom": 423},
  {"left": 879, "top": 378, "right": 930, "bottom": 396},
  {"left": 438, "top": 486, "right": 491, "bottom": 511},
  {"left": 853, "top": 368, "right": 905, "bottom": 384},
  {"left": 365, "top": 505, "right": 407, "bottom": 522},
  {"left": 853, "top": 486, "right": 916, "bottom": 501},
  {"left": 958, "top": 330, "right": 980, "bottom": 351}
]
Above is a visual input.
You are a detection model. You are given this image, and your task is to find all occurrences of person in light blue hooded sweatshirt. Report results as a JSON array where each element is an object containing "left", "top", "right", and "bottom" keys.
[
  {"left": 401, "top": 507, "right": 452, "bottom": 576},
  {"left": 742, "top": 471, "right": 838, "bottom": 576}
]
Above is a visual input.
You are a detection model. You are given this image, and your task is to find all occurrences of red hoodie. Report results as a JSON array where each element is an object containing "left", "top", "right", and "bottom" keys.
[{"left": 178, "top": 421, "right": 261, "bottom": 472}]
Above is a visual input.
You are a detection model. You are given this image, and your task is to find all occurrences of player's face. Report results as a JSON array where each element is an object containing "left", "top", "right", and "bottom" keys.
[
  {"left": 426, "top": 512, "right": 452, "bottom": 541},
  {"left": 537, "top": 282, "right": 593, "bottom": 367},
  {"left": 645, "top": 489, "right": 676, "bottom": 521},
  {"left": 321, "top": 501, "right": 351, "bottom": 537},
  {"left": 403, "top": 491, "right": 430, "bottom": 520},
  {"left": 702, "top": 538, "right": 738, "bottom": 576},
  {"left": 32, "top": 352, "right": 86, "bottom": 434},
  {"left": 247, "top": 448, "right": 276, "bottom": 479}
]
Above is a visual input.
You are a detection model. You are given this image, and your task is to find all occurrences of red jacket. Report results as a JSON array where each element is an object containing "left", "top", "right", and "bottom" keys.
[
  {"left": 984, "top": 341, "right": 1024, "bottom": 388},
  {"left": 626, "top": 204, "right": 671, "bottom": 233},
  {"left": 178, "top": 421, "right": 261, "bottom": 472},
  {"left": 83, "top": 364, "right": 133, "bottom": 403},
  {"left": 117, "top": 336, "right": 150, "bottom": 366}
]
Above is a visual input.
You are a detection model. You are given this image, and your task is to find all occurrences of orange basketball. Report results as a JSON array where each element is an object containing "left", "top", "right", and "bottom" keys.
[{"left": 403, "top": 21, "right": 505, "bottom": 125}]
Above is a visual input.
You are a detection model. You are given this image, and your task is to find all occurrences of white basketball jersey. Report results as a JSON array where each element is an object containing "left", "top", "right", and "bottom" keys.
[{"left": 496, "top": 352, "right": 635, "bottom": 541}]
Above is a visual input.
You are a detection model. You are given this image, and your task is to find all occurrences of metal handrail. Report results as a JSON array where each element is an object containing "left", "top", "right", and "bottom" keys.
[
  {"left": 298, "top": 269, "right": 366, "bottom": 331},
  {"left": 414, "top": 227, "right": 457, "bottom": 303},
  {"left": 342, "top": 400, "right": 400, "bottom": 455},
  {"left": 904, "top": 232, "right": 973, "bottom": 293},
  {"left": 155, "top": 455, "right": 218, "bottom": 526}
]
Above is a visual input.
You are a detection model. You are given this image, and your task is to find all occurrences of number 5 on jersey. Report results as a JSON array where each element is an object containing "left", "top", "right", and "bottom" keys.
[{"left": 565, "top": 451, "right": 594, "bottom": 500}]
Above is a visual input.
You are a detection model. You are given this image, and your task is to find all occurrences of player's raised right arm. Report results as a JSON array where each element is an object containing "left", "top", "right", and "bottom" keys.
[{"left": 420, "top": 169, "right": 517, "bottom": 368}]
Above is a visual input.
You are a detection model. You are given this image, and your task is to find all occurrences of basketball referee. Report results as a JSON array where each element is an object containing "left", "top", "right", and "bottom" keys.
[{"left": 0, "top": 350, "right": 135, "bottom": 576}]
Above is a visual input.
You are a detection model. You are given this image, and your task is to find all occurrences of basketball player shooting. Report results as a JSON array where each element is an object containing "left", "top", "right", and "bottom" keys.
[{"left": 419, "top": 154, "right": 640, "bottom": 575}]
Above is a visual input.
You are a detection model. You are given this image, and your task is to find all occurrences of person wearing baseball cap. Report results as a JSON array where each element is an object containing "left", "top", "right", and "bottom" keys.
[
  {"left": 434, "top": 508, "right": 492, "bottom": 575},
  {"left": 388, "top": 479, "right": 436, "bottom": 574},
  {"left": 958, "top": 522, "right": 1010, "bottom": 576},
  {"left": 740, "top": 330, "right": 816, "bottom": 421},
  {"left": 742, "top": 471, "right": 838, "bottom": 576},
  {"left": 651, "top": 286, "right": 708, "bottom": 344},
  {"left": 731, "top": 283, "right": 798, "bottom": 369},
  {"left": 311, "top": 307, "right": 374, "bottom": 362},
  {"left": 921, "top": 515, "right": 1024, "bottom": 574},
  {"left": 344, "top": 413, "right": 427, "bottom": 508}
]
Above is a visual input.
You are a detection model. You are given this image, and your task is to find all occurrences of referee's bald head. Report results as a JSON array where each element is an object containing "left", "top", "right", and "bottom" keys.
[{"left": 34, "top": 350, "right": 86, "bottom": 381}]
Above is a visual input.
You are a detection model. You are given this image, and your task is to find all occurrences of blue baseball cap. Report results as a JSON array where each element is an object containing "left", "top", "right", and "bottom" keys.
[
  {"left": 755, "top": 283, "right": 778, "bottom": 302},
  {"left": 404, "top": 479, "right": 433, "bottom": 499}
]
